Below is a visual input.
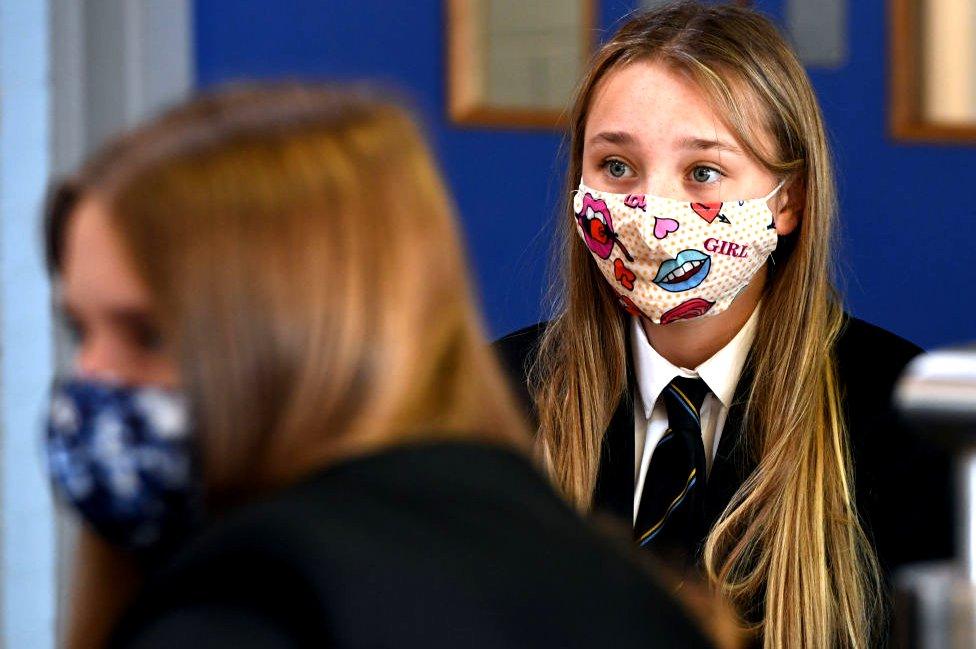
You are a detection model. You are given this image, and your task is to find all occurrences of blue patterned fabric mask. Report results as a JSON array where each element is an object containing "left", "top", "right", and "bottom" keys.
[{"left": 45, "top": 379, "right": 204, "bottom": 553}]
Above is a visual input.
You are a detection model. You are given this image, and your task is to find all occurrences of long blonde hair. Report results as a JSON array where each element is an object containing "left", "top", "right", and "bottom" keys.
[
  {"left": 531, "top": 4, "right": 882, "bottom": 647},
  {"left": 47, "top": 84, "right": 528, "bottom": 508}
]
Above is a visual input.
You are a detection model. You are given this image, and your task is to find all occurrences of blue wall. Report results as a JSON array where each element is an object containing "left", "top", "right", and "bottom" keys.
[{"left": 194, "top": 0, "right": 975, "bottom": 349}]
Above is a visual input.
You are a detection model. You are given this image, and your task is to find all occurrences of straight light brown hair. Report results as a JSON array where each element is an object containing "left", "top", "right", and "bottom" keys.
[
  {"left": 530, "top": 3, "right": 882, "bottom": 647},
  {"left": 46, "top": 84, "right": 529, "bottom": 508}
]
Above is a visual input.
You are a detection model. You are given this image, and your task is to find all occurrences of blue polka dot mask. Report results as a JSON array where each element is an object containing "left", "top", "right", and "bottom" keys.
[
  {"left": 573, "top": 181, "right": 783, "bottom": 324},
  {"left": 45, "top": 378, "right": 203, "bottom": 553}
]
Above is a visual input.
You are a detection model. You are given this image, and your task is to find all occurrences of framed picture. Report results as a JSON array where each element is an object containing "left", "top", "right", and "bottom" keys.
[
  {"left": 891, "top": 0, "right": 976, "bottom": 142},
  {"left": 447, "top": 0, "right": 596, "bottom": 129}
]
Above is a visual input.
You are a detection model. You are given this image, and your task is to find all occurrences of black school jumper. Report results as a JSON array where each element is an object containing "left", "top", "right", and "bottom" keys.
[
  {"left": 495, "top": 315, "right": 955, "bottom": 634},
  {"left": 109, "top": 442, "right": 712, "bottom": 649}
]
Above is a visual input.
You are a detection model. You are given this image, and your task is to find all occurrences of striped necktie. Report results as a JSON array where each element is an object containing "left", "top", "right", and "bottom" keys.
[{"left": 634, "top": 376, "right": 710, "bottom": 560}]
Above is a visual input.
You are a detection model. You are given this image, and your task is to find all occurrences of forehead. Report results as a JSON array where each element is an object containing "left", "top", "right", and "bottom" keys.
[
  {"left": 584, "top": 59, "right": 762, "bottom": 151},
  {"left": 61, "top": 197, "right": 150, "bottom": 309}
]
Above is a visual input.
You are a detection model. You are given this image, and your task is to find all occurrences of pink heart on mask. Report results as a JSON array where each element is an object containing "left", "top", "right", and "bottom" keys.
[{"left": 653, "top": 217, "right": 679, "bottom": 240}]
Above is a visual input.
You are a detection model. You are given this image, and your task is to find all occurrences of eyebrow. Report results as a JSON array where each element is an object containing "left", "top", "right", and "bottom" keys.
[
  {"left": 59, "top": 298, "right": 153, "bottom": 328},
  {"left": 588, "top": 131, "right": 745, "bottom": 156},
  {"left": 588, "top": 131, "right": 637, "bottom": 146},
  {"left": 109, "top": 309, "right": 156, "bottom": 330},
  {"left": 678, "top": 136, "right": 744, "bottom": 155}
]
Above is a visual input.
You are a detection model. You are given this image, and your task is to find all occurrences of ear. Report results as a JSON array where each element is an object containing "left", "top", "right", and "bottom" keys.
[{"left": 773, "top": 176, "right": 803, "bottom": 237}]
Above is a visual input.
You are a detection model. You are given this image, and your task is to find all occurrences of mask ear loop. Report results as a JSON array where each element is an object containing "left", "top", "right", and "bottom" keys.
[
  {"left": 763, "top": 178, "right": 788, "bottom": 202},
  {"left": 763, "top": 178, "right": 788, "bottom": 231},
  {"left": 765, "top": 178, "right": 789, "bottom": 268}
]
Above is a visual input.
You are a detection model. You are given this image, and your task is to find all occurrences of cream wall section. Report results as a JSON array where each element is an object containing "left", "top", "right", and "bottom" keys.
[{"left": 923, "top": 0, "right": 976, "bottom": 124}]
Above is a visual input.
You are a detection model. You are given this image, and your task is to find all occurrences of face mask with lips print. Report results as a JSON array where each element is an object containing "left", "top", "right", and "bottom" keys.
[{"left": 573, "top": 180, "right": 784, "bottom": 325}]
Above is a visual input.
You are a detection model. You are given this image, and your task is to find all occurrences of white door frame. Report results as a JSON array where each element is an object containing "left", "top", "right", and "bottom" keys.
[{"left": 0, "top": 2, "right": 193, "bottom": 647}]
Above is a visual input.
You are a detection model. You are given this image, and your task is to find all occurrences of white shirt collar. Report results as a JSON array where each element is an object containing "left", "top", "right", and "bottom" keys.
[{"left": 630, "top": 305, "right": 760, "bottom": 420}]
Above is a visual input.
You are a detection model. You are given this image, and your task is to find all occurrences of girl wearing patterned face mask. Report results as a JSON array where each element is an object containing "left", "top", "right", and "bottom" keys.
[
  {"left": 44, "top": 85, "right": 718, "bottom": 649},
  {"left": 496, "top": 3, "right": 953, "bottom": 647}
]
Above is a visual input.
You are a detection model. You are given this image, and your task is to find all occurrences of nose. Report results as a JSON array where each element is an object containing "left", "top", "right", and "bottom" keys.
[
  {"left": 641, "top": 172, "right": 682, "bottom": 199},
  {"left": 75, "top": 334, "right": 122, "bottom": 383}
]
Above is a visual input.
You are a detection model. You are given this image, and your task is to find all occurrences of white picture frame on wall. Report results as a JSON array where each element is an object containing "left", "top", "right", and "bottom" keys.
[
  {"left": 447, "top": 0, "right": 595, "bottom": 129},
  {"left": 891, "top": 0, "right": 976, "bottom": 142}
]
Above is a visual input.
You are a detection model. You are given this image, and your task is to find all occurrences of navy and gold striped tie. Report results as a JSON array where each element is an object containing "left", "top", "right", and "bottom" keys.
[{"left": 634, "top": 376, "right": 710, "bottom": 560}]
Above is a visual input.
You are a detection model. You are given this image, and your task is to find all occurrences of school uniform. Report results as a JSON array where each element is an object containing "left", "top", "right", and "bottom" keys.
[
  {"left": 108, "top": 441, "right": 712, "bottom": 649},
  {"left": 495, "top": 313, "right": 955, "bottom": 622}
]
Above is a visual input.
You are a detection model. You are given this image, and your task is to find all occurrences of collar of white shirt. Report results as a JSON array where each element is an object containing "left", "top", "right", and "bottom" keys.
[{"left": 630, "top": 304, "right": 760, "bottom": 421}]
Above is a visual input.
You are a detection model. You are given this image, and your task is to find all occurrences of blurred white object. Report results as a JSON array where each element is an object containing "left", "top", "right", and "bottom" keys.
[
  {"left": 897, "top": 347, "right": 976, "bottom": 417},
  {"left": 894, "top": 564, "right": 976, "bottom": 649},
  {"left": 894, "top": 345, "right": 976, "bottom": 648}
]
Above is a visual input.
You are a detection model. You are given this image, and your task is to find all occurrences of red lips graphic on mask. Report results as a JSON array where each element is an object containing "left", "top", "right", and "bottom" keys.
[
  {"left": 577, "top": 193, "right": 616, "bottom": 260},
  {"left": 589, "top": 220, "right": 608, "bottom": 243},
  {"left": 660, "top": 298, "right": 714, "bottom": 325}
]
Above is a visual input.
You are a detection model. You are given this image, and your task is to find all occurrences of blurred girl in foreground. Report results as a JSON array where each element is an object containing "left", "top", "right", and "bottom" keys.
[{"left": 44, "top": 85, "right": 714, "bottom": 648}]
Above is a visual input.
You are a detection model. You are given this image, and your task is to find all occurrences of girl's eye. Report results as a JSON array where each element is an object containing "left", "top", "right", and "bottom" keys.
[
  {"left": 64, "top": 318, "right": 85, "bottom": 346},
  {"left": 128, "top": 322, "right": 165, "bottom": 353},
  {"left": 603, "top": 159, "right": 634, "bottom": 179},
  {"left": 690, "top": 166, "right": 723, "bottom": 184},
  {"left": 138, "top": 330, "right": 164, "bottom": 352}
]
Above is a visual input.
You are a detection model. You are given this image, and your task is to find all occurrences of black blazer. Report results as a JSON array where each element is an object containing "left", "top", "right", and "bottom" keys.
[
  {"left": 494, "top": 316, "right": 955, "bottom": 582},
  {"left": 109, "top": 442, "right": 712, "bottom": 649}
]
